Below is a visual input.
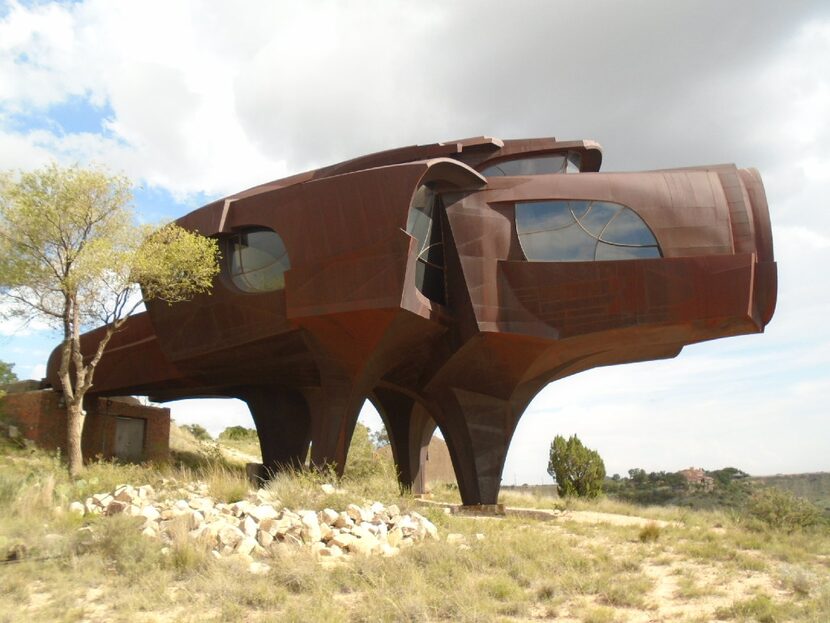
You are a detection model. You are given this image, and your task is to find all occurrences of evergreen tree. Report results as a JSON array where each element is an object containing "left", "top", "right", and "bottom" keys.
[{"left": 547, "top": 434, "right": 606, "bottom": 498}]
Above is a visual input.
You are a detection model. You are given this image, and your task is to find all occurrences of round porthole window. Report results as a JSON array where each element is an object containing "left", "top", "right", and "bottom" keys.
[{"left": 225, "top": 228, "right": 290, "bottom": 293}]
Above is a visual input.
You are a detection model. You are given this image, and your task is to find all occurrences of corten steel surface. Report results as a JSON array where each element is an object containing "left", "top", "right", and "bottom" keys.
[{"left": 46, "top": 136, "right": 777, "bottom": 505}]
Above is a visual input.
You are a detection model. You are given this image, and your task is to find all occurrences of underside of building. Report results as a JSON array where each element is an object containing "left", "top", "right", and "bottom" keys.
[{"left": 45, "top": 136, "right": 777, "bottom": 506}]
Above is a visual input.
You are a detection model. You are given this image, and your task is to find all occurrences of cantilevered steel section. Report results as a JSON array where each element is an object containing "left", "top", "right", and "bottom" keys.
[{"left": 46, "top": 137, "right": 777, "bottom": 505}]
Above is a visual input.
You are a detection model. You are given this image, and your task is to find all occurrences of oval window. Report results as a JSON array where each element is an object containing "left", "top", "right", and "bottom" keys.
[
  {"left": 226, "top": 228, "right": 290, "bottom": 292},
  {"left": 516, "top": 200, "right": 660, "bottom": 262}
]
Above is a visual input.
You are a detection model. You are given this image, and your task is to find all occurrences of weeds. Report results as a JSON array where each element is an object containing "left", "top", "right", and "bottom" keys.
[
  {"left": 639, "top": 521, "right": 662, "bottom": 542},
  {"left": 1, "top": 434, "right": 829, "bottom": 622},
  {"left": 714, "top": 593, "right": 793, "bottom": 622}
]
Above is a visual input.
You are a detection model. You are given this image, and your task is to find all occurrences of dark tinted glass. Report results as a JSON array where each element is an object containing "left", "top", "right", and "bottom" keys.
[
  {"left": 228, "top": 228, "right": 290, "bottom": 292},
  {"left": 406, "top": 185, "right": 445, "bottom": 304}
]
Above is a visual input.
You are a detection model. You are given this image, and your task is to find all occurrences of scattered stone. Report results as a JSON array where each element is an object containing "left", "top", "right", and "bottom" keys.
[
  {"left": 330, "top": 532, "right": 356, "bottom": 550},
  {"left": 319, "top": 508, "right": 339, "bottom": 525},
  {"left": 300, "top": 511, "right": 321, "bottom": 543},
  {"left": 69, "top": 482, "right": 442, "bottom": 563},
  {"left": 105, "top": 500, "right": 128, "bottom": 516},
  {"left": 345, "top": 504, "right": 363, "bottom": 523},
  {"left": 248, "top": 504, "right": 279, "bottom": 522},
  {"left": 242, "top": 515, "right": 258, "bottom": 537},
  {"left": 257, "top": 529, "right": 274, "bottom": 548},
  {"left": 236, "top": 537, "right": 257, "bottom": 557},
  {"left": 218, "top": 525, "right": 244, "bottom": 548},
  {"left": 248, "top": 561, "right": 270, "bottom": 575},
  {"left": 320, "top": 544, "right": 343, "bottom": 557}
]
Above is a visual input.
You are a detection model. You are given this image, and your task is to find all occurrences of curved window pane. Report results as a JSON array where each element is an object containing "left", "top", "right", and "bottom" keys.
[
  {"left": 406, "top": 185, "right": 434, "bottom": 253},
  {"left": 520, "top": 226, "right": 597, "bottom": 261},
  {"left": 601, "top": 207, "right": 660, "bottom": 246},
  {"left": 227, "top": 228, "right": 290, "bottom": 293},
  {"left": 576, "top": 202, "right": 621, "bottom": 237},
  {"left": 406, "top": 185, "right": 445, "bottom": 304},
  {"left": 516, "top": 200, "right": 660, "bottom": 262},
  {"left": 480, "top": 155, "right": 567, "bottom": 177}
]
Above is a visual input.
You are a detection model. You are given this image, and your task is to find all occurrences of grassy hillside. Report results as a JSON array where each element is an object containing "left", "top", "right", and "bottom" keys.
[
  {"left": 752, "top": 473, "right": 830, "bottom": 514},
  {"left": 1, "top": 432, "right": 829, "bottom": 622}
]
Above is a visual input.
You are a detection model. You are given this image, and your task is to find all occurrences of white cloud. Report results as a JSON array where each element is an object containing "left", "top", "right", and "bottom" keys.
[{"left": 1, "top": 1, "right": 829, "bottom": 481}]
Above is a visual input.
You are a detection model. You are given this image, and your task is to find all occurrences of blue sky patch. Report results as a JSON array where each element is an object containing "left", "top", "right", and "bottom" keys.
[{"left": 8, "top": 94, "right": 116, "bottom": 136}]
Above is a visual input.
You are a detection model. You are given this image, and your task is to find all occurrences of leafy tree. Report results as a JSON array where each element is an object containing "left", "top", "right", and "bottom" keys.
[
  {"left": 371, "top": 427, "right": 390, "bottom": 448},
  {"left": 344, "top": 423, "right": 394, "bottom": 481},
  {"left": 0, "top": 360, "right": 17, "bottom": 385},
  {"left": 181, "top": 423, "right": 212, "bottom": 441},
  {"left": 218, "top": 426, "right": 259, "bottom": 441},
  {"left": 0, "top": 163, "right": 219, "bottom": 476},
  {"left": 547, "top": 434, "right": 606, "bottom": 498},
  {"left": 709, "top": 467, "right": 749, "bottom": 486},
  {"left": 746, "top": 487, "right": 823, "bottom": 532}
]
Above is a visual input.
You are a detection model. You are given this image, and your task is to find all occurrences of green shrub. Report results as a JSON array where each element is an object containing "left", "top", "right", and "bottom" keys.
[
  {"left": 746, "top": 487, "right": 823, "bottom": 533},
  {"left": 547, "top": 434, "right": 606, "bottom": 498},
  {"left": 218, "top": 426, "right": 258, "bottom": 441},
  {"left": 343, "top": 423, "right": 395, "bottom": 483},
  {"left": 180, "top": 423, "right": 212, "bottom": 441}
]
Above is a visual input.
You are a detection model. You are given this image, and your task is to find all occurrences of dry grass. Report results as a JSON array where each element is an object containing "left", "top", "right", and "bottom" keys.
[{"left": 0, "top": 437, "right": 829, "bottom": 622}]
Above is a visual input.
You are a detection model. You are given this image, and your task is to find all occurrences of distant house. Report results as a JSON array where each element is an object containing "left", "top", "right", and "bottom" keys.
[{"left": 678, "top": 467, "right": 715, "bottom": 491}]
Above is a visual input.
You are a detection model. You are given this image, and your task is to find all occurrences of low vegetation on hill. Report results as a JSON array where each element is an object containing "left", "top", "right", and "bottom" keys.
[{"left": 0, "top": 421, "right": 828, "bottom": 622}]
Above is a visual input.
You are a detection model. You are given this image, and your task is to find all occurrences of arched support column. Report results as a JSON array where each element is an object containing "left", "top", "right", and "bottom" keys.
[
  {"left": 431, "top": 387, "right": 523, "bottom": 506},
  {"left": 301, "top": 379, "right": 367, "bottom": 476},
  {"left": 371, "top": 388, "right": 436, "bottom": 494},
  {"left": 238, "top": 387, "right": 311, "bottom": 476}
]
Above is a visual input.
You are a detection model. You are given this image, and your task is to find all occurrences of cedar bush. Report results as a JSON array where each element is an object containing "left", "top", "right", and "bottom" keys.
[{"left": 547, "top": 434, "right": 606, "bottom": 498}]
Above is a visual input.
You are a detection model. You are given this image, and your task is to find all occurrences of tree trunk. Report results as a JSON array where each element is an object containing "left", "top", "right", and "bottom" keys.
[{"left": 66, "top": 400, "right": 85, "bottom": 477}]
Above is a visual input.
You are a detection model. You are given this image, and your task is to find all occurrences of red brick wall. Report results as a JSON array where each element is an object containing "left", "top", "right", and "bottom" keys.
[{"left": 1, "top": 390, "right": 170, "bottom": 464}]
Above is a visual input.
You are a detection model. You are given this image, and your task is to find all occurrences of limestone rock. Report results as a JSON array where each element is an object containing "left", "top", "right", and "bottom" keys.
[
  {"left": 236, "top": 537, "right": 257, "bottom": 557},
  {"left": 248, "top": 561, "right": 270, "bottom": 575},
  {"left": 345, "top": 504, "right": 363, "bottom": 523},
  {"left": 248, "top": 504, "right": 279, "bottom": 522},
  {"left": 105, "top": 500, "right": 128, "bottom": 516},
  {"left": 349, "top": 532, "right": 379, "bottom": 556},
  {"left": 319, "top": 508, "right": 339, "bottom": 525},
  {"left": 257, "top": 529, "right": 274, "bottom": 548},
  {"left": 320, "top": 544, "right": 343, "bottom": 557},
  {"left": 300, "top": 511, "right": 321, "bottom": 544},
  {"left": 242, "top": 515, "right": 258, "bottom": 537},
  {"left": 330, "top": 532, "right": 356, "bottom": 550},
  {"left": 218, "top": 525, "right": 244, "bottom": 548}
]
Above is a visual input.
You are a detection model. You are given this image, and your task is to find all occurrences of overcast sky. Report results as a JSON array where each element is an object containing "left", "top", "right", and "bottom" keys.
[{"left": 1, "top": 1, "right": 828, "bottom": 482}]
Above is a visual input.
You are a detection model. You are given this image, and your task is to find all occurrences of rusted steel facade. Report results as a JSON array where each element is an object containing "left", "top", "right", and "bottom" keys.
[{"left": 46, "top": 137, "right": 777, "bottom": 505}]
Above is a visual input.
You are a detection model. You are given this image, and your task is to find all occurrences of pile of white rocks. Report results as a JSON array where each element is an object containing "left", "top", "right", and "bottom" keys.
[{"left": 69, "top": 481, "right": 443, "bottom": 565}]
